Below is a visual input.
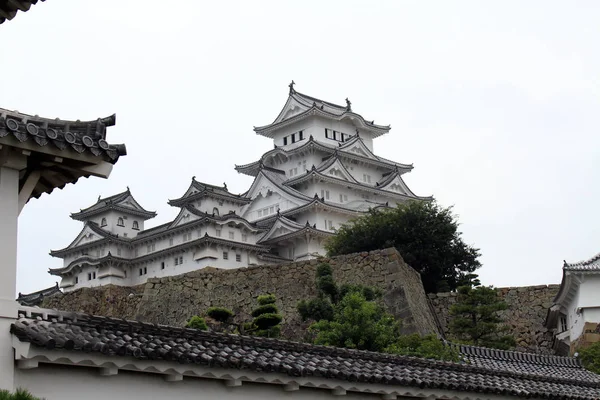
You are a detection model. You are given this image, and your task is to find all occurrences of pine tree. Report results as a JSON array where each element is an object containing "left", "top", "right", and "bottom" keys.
[
  {"left": 249, "top": 294, "right": 282, "bottom": 338},
  {"left": 449, "top": 285, "right": 515, "bottom": 349}
]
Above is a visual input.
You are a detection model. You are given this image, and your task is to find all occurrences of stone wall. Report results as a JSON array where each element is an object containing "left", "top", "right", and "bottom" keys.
[
  {"left": 43, "top": 283, "right": 144, "bottom": 319},
  {"left": 42, "top": 248, "right": 440, "bottom": 340},
  {"left": 428, "top": 284, "right": 560, "bottom": 353}
]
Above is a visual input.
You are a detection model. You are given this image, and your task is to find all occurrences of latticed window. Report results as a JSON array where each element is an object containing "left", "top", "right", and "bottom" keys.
[
  {"left": 117, "top": 217, "right": 124, "bottom": 227},
  {"left": 100, "top": 218, "right": 107, "bottom": 227}
]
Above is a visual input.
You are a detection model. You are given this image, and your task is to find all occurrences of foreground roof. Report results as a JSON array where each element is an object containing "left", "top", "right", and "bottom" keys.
[
  {"left": 11, "top": 308, "right": 600, "bottom": 400},
  {"left": 0, "top": 0, "right": 44, "bottom": 24},
  {"left": 0, "top": 109, "right": 127, "bottom": 202}
]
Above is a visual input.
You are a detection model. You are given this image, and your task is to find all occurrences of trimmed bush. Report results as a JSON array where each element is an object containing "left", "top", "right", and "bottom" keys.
[
  {"left": 206, "top": 307, "right": 234, "bottom": 323},
  {"left": 186, "top": 316, "right": 208, "bottom": 330}
]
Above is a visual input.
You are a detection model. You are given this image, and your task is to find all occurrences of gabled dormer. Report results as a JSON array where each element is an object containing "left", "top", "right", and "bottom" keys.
[
  {"left": 253, "top": 82, "right": 391, "bottom": 152},
  {"left": 70, "top": 188, "right": 156, "bottom": 238},
  {"left": 168, "top": 177, "right": 251, "bottom": 216}
]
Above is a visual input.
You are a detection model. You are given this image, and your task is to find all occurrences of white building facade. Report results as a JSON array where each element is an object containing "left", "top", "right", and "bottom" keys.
[
  {"left": 546, "top": 252, "right": 600, "bottom": 356},
  {"left": 50, "top": 83, "right": 429, "bottom": 291}
]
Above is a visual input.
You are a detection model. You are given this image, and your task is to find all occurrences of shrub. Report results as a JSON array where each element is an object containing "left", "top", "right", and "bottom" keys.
[
  {"left": 206, "top": 307, "right": 234, "bottom": 323},
  {"left": 186, "top": 316, "right": 208, "bottom": 330}
]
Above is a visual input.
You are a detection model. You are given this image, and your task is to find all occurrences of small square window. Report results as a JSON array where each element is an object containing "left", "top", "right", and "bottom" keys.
[
  {"left": 236, "top": 254, "right": 242, "bottom": 262},
  {"left": 223, "top": 252, "right": 229, "bottom": 260}
]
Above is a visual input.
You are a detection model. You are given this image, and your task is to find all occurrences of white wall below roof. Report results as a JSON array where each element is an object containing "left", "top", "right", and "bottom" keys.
[
  {"left": 16, "top": 364, "right": 374, "bottom": 400},
  {"left": 565, "top": 274, "right": 600, "bottom": 342}
]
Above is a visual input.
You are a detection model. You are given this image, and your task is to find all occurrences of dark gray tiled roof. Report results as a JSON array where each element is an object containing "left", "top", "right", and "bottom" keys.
[
  {"left": 11, "top": 311, "right": 600, "bottom": 399},
  {"left": 16, "top": 283, "right": 60, "bottom": 306},
  {"left": 0, "top": 0, "right": 44, "bottom": 24}
]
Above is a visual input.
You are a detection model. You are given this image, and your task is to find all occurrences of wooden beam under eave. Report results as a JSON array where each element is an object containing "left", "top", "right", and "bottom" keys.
[{"left": 18, "top": 169, "right": 40, "bottom": 214}]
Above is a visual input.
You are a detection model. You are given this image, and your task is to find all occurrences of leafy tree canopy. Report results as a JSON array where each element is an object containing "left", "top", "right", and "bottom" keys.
[
  {"left": 299, "top": 262, "right": 458, "bottom": 361},
  {"left": 578, "top": 341, "right": 600, "bottom": 375},
  {"left": 449, "top": 285, "right": 515, "bottom": 350},
  {"left": 206, "top": 307, "right": 234, "bottom": 323},
  {"left": 325, "top": 201, "right": 481, "bottom": 293}
]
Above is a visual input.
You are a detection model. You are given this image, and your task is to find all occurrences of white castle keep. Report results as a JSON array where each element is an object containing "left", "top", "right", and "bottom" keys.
[{"left": 49, "top": 83, "right": 428, "bottom": 291}]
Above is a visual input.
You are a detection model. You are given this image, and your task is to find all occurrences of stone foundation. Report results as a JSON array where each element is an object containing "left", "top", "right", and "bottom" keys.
[
  {"left": 428, "top": 284, "right": 560, "bottom": 353},
  {"left": 42, "top": 248, "right": 440, "bottom": 341}
]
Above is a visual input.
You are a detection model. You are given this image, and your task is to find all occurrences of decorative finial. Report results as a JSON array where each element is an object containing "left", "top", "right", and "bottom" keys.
[
  {"left": 355, "top": 128, "right": 359, "bottom": 135},
  {"left": 289, "top": 80, "right": 296, "bottom": 94},
  {"left": 345, "top": 98, "right": 352, "bottom": 111},
  {"left": 192, "top": 175, "right": 196, "bottom": 181},
  {"left": 97, "top": 195, "right": 101, "bottom": 201},
  {"left": 223, "top": 182, "right": 228, "bottom": 190},
  {"left": 126, "top": 186, "right": 130, "bottom": 192}
]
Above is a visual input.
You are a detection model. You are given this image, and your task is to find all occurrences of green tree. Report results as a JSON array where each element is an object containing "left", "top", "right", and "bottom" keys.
[
  {"left": 0, "top": 388, "right": 42, "bottom": 400},
  {"left": 185, "top": 315, "right": 208, "bottom": 330},
  {"left": 310, "top": 290, "right": 400, "bottom": 351},
  {"left": 249, "top": 294, "right": 282, "bottom": 338},
  {"left": 325, "top": 201, "right": 481, "bottom": 293},
  {"left": 578, "top": 341, "right": 600, "bottom": 374},
  {"left": 449, "top": 285, "right": 515, "bottom": 349},
  {"left": 299, "top": 262, "right": 458, "bottom": 361}
]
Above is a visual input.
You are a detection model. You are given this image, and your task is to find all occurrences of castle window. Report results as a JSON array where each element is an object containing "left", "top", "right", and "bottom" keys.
[
  {"left": 174, "top": 257, "right": 179, "bottom": 266},
  {"left": 216, "top": 229, "right": 222, "bottom": 237},
  {"left": 124, "top": 270, "right": 127, "bottom": 278},
  {"left": 213, "top": 207, "right": 220, "bottom": 216},
  {"left": 88, "top": 273, "right": 91, "bottom": 281},
  {"left": 117, "top": 217, "right": 124, "bottom": 227},
  {"left": 169, "top": 238, "right": 174, "bottom": 246},
  {"left": 298, "top": 130, "right": 304, "bottom": 140},
  {"left": 100, "top": 218, "right": 107, "bottom": 227},
  {"left": 229, "top": 231, "right": 234, "bottom": 240},
  {"left": 236, "top": 254, "right": 242, "bottom": 262},
  {"left": 123, "top": 233, "right": 128, "bottom": 237},
  {"left": 144, "top": 267, "right": 147, "bottom": 275},
  {"left": 560, "top": 316, "right": 568, "bottom": 332},
  {"left": 320, "top": 190, "right": 330, "bottom": 200},
  {"left": 132, "top": 221, "right": 139, "bottom": 230},
  {"left": 179, "top": 256, "right": 183, "bottom": 264},
  {"left": 117, "top": 247, "right": 122, "bottom": 256},
  {"left": 223, "top": 252, "right": 229, "bottom": 260},
  {"left": 75, "top": 276, "right": 79, "bottom": 284},
  {"left": 242, "top": 234, "right": 247, "bottom": 242},
  {"left": 283, "top": 136, "right": 288, "bottom": 145},
  {"left": 161, "top": 262, "right": 165, "bottom": 270},
  {"left": 291, "top": 133, "right": 296, "bottom": 143},
  {"left": 139, "top": 268, "right": 143, "bottom": 276}
]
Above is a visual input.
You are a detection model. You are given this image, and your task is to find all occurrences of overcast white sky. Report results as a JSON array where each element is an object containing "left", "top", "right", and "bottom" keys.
[{"left": 2, "top": 1, "right": 598, "bottom": 294}]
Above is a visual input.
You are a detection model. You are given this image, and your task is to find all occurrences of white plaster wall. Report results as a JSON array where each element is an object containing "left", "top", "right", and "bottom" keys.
[
  {"left": 577, "top": 275, "right": 600, "bottom": 308},
  {"left": 98, "top": 211, "right": 144, "bottom": 238},
  {"left": 15, "top": 365, "right": 373, "bottom": 400}
]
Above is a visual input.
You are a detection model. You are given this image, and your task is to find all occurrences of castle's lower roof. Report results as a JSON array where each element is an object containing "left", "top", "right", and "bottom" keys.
[{"left": 11, "top": 307, "right": 600, "bottom": 400}]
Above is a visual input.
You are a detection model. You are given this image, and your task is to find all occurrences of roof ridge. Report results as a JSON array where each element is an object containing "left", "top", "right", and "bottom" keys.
[{"left": 565, "top": 251, "right": 600, "bottom": 269}]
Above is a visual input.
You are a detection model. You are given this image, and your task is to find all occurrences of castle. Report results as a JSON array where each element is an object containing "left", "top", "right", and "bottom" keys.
[{"left": 49, "top": 83, "right": 428, "bottom": 292}]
